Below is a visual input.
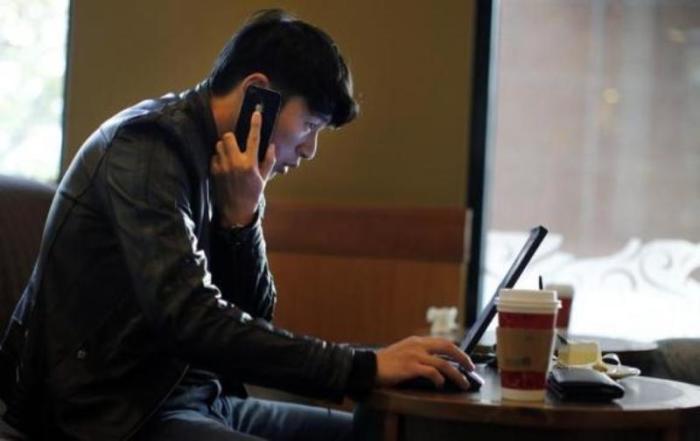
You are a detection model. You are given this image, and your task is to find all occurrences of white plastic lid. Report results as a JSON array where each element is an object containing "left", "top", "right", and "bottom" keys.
[
  {"left": 496, "top": 288, "right": 560, "bottom": 313},
  {"left": 545, "top": 283, "right": 574, "bottom": 298}
]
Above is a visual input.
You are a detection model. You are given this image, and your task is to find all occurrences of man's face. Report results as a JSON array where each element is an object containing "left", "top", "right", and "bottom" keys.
[{"left": 268, "top": 96, "right": 329, "bottom": 177}]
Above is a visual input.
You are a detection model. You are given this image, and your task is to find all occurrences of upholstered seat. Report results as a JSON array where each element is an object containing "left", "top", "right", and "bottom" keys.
[
  {"left": 0, "top": 174, "right": 54, "bottom": 440},
  {"left": 650, "top": 338, "right": 700, "bottom": 386}
]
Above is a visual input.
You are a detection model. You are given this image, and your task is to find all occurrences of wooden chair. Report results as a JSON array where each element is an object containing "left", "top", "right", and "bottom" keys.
[{"left": 263, "top": 200, "right": 472, "bottom": 346}]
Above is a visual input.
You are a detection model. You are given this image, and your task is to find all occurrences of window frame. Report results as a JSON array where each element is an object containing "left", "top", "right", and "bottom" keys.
[{"left": 465, "top": 0, "right": 499, "bottom": 326}]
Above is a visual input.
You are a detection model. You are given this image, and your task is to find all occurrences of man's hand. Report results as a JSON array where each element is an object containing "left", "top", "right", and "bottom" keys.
[
  {"left": 211, "top": 111, "right": 276, "bottom": 228},
  {"left": 375, "top": 336, "right": 475, "bottom": 391}
]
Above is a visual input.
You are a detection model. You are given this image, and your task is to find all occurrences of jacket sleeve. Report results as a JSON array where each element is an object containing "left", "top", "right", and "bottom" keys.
[
  {"left": 100, "top": 125, "right": 369, "bottom": 400},
  {"left": 209, "top": 198, "right": 277, "bottom": 321}
]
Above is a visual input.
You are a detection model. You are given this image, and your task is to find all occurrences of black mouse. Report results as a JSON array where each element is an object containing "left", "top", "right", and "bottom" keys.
[{"left": 396, "top": 364, "right": 485, "bottom": 392}]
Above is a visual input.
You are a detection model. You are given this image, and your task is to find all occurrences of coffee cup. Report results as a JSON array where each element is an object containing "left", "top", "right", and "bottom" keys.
[
  {"left": 545, "top": 283, "right": 574, "bottom": 333},
  {"left": 496, "top": 289, "right": 560, "bottom": 401}
]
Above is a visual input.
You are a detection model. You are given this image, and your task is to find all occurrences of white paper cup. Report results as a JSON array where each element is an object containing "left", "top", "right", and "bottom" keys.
[{"left": 496, "top": 289, "right": 560, "bottom": 401}]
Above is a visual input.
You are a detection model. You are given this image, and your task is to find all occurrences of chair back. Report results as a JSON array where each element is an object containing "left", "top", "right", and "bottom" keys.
[{"left": 0, "top": 175, "right": 54, "bottom": 331}]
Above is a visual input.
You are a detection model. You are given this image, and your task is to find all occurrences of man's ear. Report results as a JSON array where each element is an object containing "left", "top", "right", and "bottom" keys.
[{"left": 241, "top": 72, "right": 271, "bottom": 90}]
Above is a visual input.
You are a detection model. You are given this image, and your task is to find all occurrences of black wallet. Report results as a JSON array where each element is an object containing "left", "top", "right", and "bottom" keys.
[{"left": 548, "top": 367, "right": 625, "bottom": 402}]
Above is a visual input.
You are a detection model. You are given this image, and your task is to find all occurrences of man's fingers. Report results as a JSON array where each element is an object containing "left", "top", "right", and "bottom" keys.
[
  {"left": 442, "top": 344, "right": 475, "bottom": 371},
  {"left": 422, "top": 337, "right": 475, "bottom": 371},
  {"left": 446, "top": 370, "right": 470, "bottom": 391},
  {"left": 419, "top": 354, "right": 470, "bottom": 391},
  {"left": 414, "top": 365, "right": 445, "bottom": 388},
  {"left": 215, "top": 139, "right": 227, "bottom": 158},
  {"left": 259, "top": 144, "right": 276, "bottom": 180},
  {"left": 220, "top": 132, "right": 245, "bottom": 162},
  {"left": 246, "top": 110, "right": 262, "bottom": 160}
]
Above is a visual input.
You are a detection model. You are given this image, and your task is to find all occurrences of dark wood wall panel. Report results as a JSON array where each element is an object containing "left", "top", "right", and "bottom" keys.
[
  {"left": 269, "top": 253, "right": 465, "bottom": 345},
  {"left": 264, "top": 201, "right": 471, "bottom": 345}
]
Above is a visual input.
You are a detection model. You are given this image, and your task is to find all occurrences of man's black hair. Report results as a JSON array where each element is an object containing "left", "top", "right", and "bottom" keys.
[{"left": 209, "top": 9, "right": 358, "bottom": 128}]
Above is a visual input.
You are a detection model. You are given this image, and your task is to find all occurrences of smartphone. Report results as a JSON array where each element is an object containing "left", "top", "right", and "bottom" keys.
[{"left": 234, "top": 85, "right": 282, "bottom": 162}]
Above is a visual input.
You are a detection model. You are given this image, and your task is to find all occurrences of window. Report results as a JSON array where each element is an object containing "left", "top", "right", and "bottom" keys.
[
  {"left": 481, "top": 0, "right": 700, "bottom": 341},
  {"left": 0, "top": 0, "right": 70, "bottom": 182}
]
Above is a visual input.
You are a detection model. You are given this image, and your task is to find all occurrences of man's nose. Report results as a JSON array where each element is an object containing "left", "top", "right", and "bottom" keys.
[{"left": 297, "top": 133, "right": 318, "bottom": 161}]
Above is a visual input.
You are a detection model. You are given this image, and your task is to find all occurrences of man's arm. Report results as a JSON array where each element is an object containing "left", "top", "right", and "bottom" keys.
[
  {"left": 208, "top": 109, "right": 278, "bottom": 321},
  {"left": 209, "top": 200, "right": 277, "bottom": 321}
]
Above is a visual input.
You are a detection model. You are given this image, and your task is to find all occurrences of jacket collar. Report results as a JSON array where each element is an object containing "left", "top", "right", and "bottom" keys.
[{"left": 190, "top": 79, "right": 220, "bottom": 155}]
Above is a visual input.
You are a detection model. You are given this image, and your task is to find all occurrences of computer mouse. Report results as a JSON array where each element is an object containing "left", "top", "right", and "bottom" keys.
[{"left": 397, "top": 364, "right": 485, "bottom": 392}]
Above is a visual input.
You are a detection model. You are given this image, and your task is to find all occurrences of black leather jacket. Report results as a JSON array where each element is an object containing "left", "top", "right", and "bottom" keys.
[{"left": 0, "top": 82, "right": 375, "bottom": 440}]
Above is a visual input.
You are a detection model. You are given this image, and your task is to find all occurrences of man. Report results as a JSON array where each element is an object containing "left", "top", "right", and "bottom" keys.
[{"left": 0, "top": 9, "right": 473, "bottom": 440}]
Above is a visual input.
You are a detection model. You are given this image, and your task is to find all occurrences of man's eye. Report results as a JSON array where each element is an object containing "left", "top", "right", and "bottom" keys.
[{"left": 304, "top": 122, "right": 317, "bottom": 131}]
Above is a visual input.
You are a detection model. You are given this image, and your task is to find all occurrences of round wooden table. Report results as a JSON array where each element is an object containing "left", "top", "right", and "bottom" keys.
[{"left": 356, "top": 365, "right": 700, "bottom": 441}]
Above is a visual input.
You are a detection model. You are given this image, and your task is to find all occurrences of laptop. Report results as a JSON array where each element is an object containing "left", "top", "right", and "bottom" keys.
[{"left": 398, "top": 225, "right": 548, "bottom": 392}]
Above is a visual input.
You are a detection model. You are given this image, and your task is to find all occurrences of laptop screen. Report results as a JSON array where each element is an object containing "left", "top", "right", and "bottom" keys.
[{"left": 459, "top": 225, "right": 548, "bottom": 353}]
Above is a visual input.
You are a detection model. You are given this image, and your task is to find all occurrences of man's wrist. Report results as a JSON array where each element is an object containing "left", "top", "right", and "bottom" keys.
[
  {"left": 219, "top": 210, "right": 256, "bottom": 229},
  {"left": 217, "top": 208, "right": 261, "bottom": 246},
  {"left": 346, "top": 349, "right": 378, "bottom": 401}
]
